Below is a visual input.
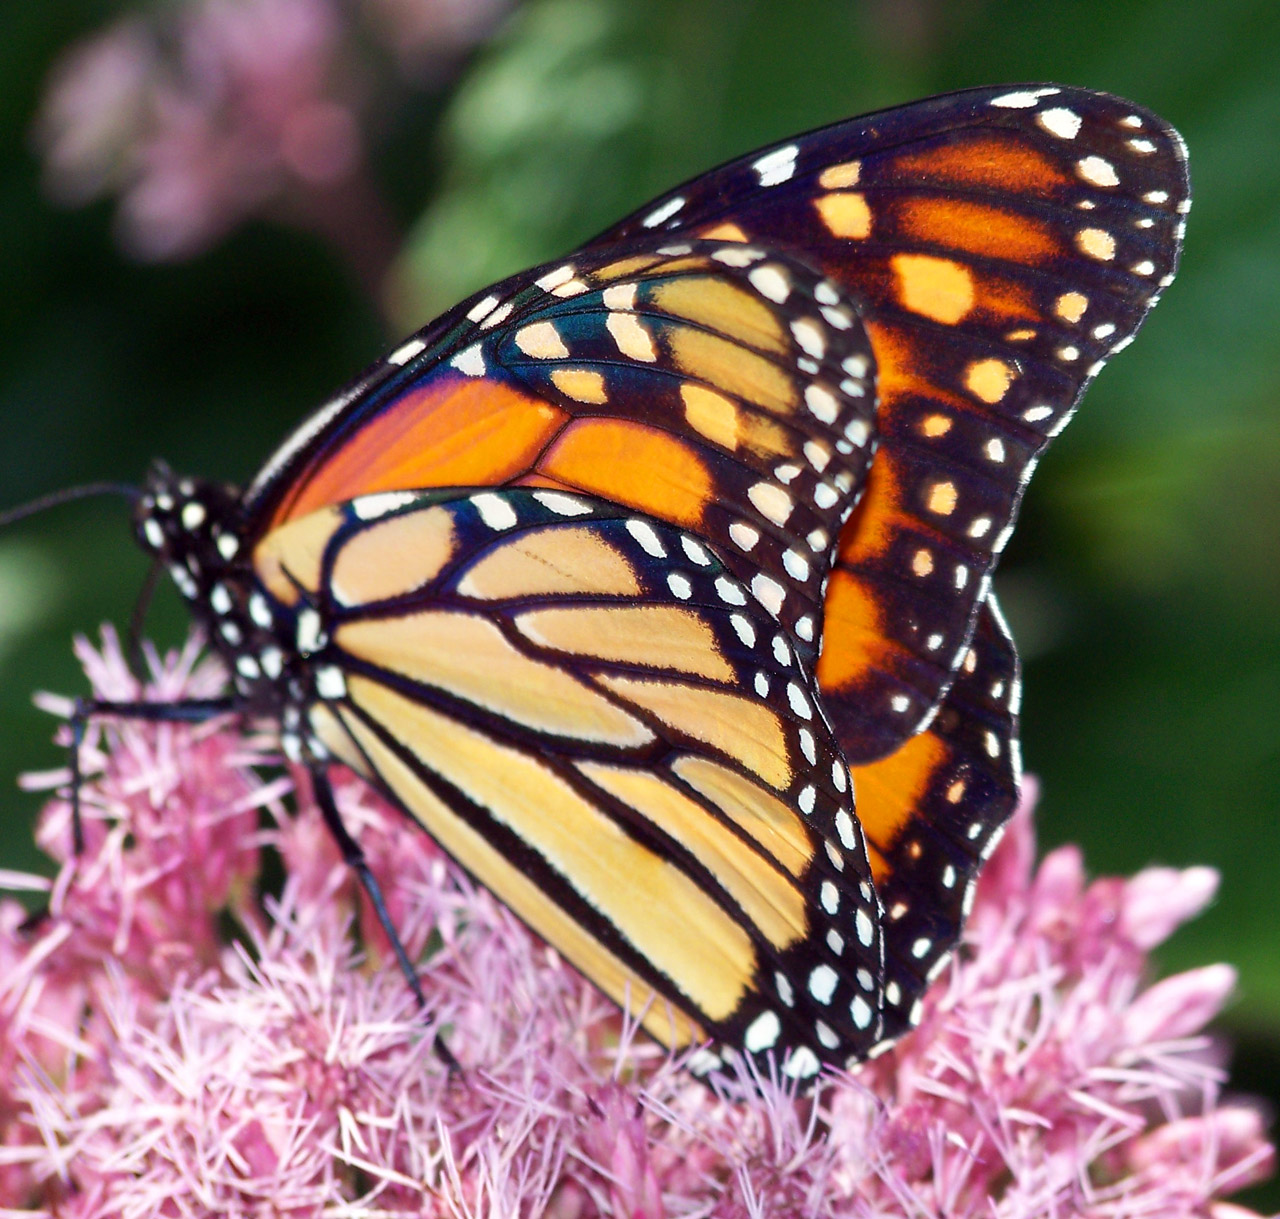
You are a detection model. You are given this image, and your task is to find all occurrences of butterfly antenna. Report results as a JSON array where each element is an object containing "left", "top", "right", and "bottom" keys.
[{"left": 0, "top": 482, "right": 141, "bottom": 530}]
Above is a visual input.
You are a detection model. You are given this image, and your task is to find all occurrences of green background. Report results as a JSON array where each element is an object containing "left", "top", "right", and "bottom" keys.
[{"left": 1, "top": 1, "right": 1276, "bottom": 1205}]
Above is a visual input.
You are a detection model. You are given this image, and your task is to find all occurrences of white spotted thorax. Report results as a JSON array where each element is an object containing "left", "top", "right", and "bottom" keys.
[{"left": 134, "top": 466, "right": 326, "bottom": 764}]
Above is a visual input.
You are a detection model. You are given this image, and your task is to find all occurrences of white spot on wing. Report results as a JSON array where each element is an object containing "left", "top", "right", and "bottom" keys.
[
  {"left": 748, "top": 264, "right": 790, "bottom": 303},
  {"left": 752, "top": 573, "right": 786, "bottom": 616},
  {"left": 716, "top": 577, "right": 747, "bottom": 606},
  {"left": 601, "top": 282, "right": 637, "bottom": 310},
  {"left": 808, "top": 964, "right": 838, "bottom": 1004},
  {"left": 989, "top": 87, "right": 1060, "bottom": 108},
  {"left": 782, "top": 1046, "right": 820, "bottom": 1079},
  {"left": 711, "top": 245, "right": 763, "bottom": 268},
  {"left": 451, "top": 344, "right": 486, "bottom": 377},
  {"left": 466, "top": 294, "right": 501, "bottom": 322},
  {"left": 642, "top": 195, "right": 686, "bottom": 228},
  {"left": 791, "top": 318, "right": 825, "bottom": 358},
  {"left": 681, "top": 536, "right": 711, "bottom": 565},
  {"left": 315, "top": 666, "right": 347, "bottom": 700},
  {"left": 744, "top": 1010, "right": 781, "bottom": 1052},
  {"left": 785, "top": 681, "right": 811, "bottom": 720},
  {"left": 625, "top": 518, "right": 666, "bottom": 558},
  {"left": 855, "top": 907, "right": 874, "bottom": 947},
  {"left": 1077, "top": 156, "right": 1119, "bottom": 187},
  {"left": 353, "top": 490, "right": 420, "bottom": 519},
  {"left": 388, "top": 337, "right": 427, "bottom": 366},
  {"left": 667, "top": 573, "right": 692, "bottom": 599},
  {"left": 747, "top": 482, "right": 793, "bottom": 527},
  {"left": 533, "top": 491, "right": 592, "bottom": 516},
  {"left": 1037, "top": 107, "right": 1081, "bottom": 139},
  {"left": 535, "top": 265, "right": 575, "bottom": 292},
  {"left": 297, "top": 607, "right": 325, "bottom": 655},
  {"left": 478, "top": 301, "right": 514, "bottom": 330},
  {"left": 851, "top": 995, "right": 873, "bottom": 1030},
  {"left": 515, "top": 321, "right": 569, "bottom": 360},
  {"left": 471, "top": 492, "right": 518, "bottom": 530},
  {"left": 804, "top": 384, "right": 838, "bottom": 423},
  {"left": 782, "top": 549, "right": 809, "bottom": 582},
  {"left": 753, "top": 144, "right": 799, "bottom": 186}
]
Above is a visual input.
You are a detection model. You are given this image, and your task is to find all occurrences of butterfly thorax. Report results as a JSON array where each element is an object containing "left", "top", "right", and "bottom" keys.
[{"left": 133, "top": 465, "right": 324, "bottom": 747}]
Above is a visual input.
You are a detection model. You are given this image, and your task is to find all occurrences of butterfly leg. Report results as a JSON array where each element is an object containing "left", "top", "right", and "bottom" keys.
[
  {"left": 308, "top": 764, "right": 461, "bottom": 1075},
  {"left": 66, "top": 695, "right": 235, "bottom": 855}
]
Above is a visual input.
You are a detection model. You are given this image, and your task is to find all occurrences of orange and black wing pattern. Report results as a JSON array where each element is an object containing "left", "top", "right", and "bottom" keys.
[
  {"left": 244, "top": 241, "right": 878, "bottom": 667},
  {"left": 850, "top": 598, "right": 1020, "bottom": 1039},
  {"left": 204, "top": 85, "right": 1189, "bottom": 1078},
  {"left": 592, "top": 84, "right": 1189, "bottom": 762},
  {"left": 252, "top": 487, "right": 885, "bottom": 1080}
]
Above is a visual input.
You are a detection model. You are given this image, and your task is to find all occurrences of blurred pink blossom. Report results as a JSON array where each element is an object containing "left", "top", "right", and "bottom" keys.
[
  {"left": 0, "top": 629, "right": 1274, "bottom": 1216},
  {"left": 33, "top": 0, "right": 509, "bottom": 276}
]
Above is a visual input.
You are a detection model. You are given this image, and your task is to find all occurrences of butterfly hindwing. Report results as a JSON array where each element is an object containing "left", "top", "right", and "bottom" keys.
[
  {"left": 850, "top": 598, "right": 1020, "bottom": 1039},
  {"left": 254, "top": 487, "right": 887, "bottom": 1077},
  {"left": 591, "top": 84, "right": 1189, "bottom": 761}
]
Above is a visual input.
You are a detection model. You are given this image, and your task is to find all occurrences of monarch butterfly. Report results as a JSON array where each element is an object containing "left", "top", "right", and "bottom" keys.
[{"left": 22, "top": 84, "right": 1188, "bottom": 1082}]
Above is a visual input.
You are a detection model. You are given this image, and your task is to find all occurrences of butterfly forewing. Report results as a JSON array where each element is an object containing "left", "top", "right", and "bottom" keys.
[
  {"left": 591, "top": 84, "right": 1189, "bottom": 761},
  {"left": 247, "top": 241, "right": 879, "bottom": 665},
  {"left": 258, "top": 487, "right": 886, "bottom": 1077}
]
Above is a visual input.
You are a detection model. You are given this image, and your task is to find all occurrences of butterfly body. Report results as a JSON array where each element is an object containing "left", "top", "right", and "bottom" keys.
[
  {"left": 134, "top": 471, "right": 307, "bottom": 727},
  {"left": 100, "top": 84, "right": 1186, "bottom": 1080}
]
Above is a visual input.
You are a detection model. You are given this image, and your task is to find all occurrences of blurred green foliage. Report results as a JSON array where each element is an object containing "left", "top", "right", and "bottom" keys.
[{"left": 1, "top": 0, "right": 1277, "bottom": 1202}]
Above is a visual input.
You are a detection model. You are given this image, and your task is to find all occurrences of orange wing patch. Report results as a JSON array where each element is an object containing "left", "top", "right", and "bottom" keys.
[
  {"left": 852, "top": 728, "right": 949, "bottom": 883},
  {"left": 538, "top": 419, "right": 714, "bottom": 528},
  {"left": 891, "top": 132, "right": 1072, "bottom": 192},
  {"left": 329, "top": 505, "right": 458, "bottom": 606},
  {"left": 273, "top": 375, "right": 568, "bottom": 527}
]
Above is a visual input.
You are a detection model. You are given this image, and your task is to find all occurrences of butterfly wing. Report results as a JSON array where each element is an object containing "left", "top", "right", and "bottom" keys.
[
  {"left": 254, "top": 487, "right": 886, "bottom": 1077},
  {"left": 213, "top": 86, "right": 1188, "bottom": 1069},
  {"left": 242, "top": 240, "right": 879, "bottom": 666},
  {"left": 849, "top": 597, "right": 1020, "bottom": 1039},
  {"left": 589, "top": 84, "right": 1189, "bottom": 760}
]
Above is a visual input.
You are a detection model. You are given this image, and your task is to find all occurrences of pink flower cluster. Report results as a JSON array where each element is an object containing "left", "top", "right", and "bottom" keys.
[
  {"left": 0, "top": 630, "right": 1273, "bottom": 1217},
  {"left": 33, "top": 0, "right": 509, "bottom": 265}
]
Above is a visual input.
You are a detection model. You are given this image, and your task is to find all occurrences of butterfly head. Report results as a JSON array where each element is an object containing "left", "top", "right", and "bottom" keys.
[
  {"left": 134, "top": 462, "right": 242, "bottom": 597},
  {"left": 133, "top": 462, "right": 336, "bottom": 733}
]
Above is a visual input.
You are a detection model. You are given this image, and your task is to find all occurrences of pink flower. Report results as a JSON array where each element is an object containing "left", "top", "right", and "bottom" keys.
[
  {"left": 0, "top": 629, "right": 1273, "bottom": 1217},
  {"left": 32, "top": 0, "right": 510, "bottom": 273}
]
